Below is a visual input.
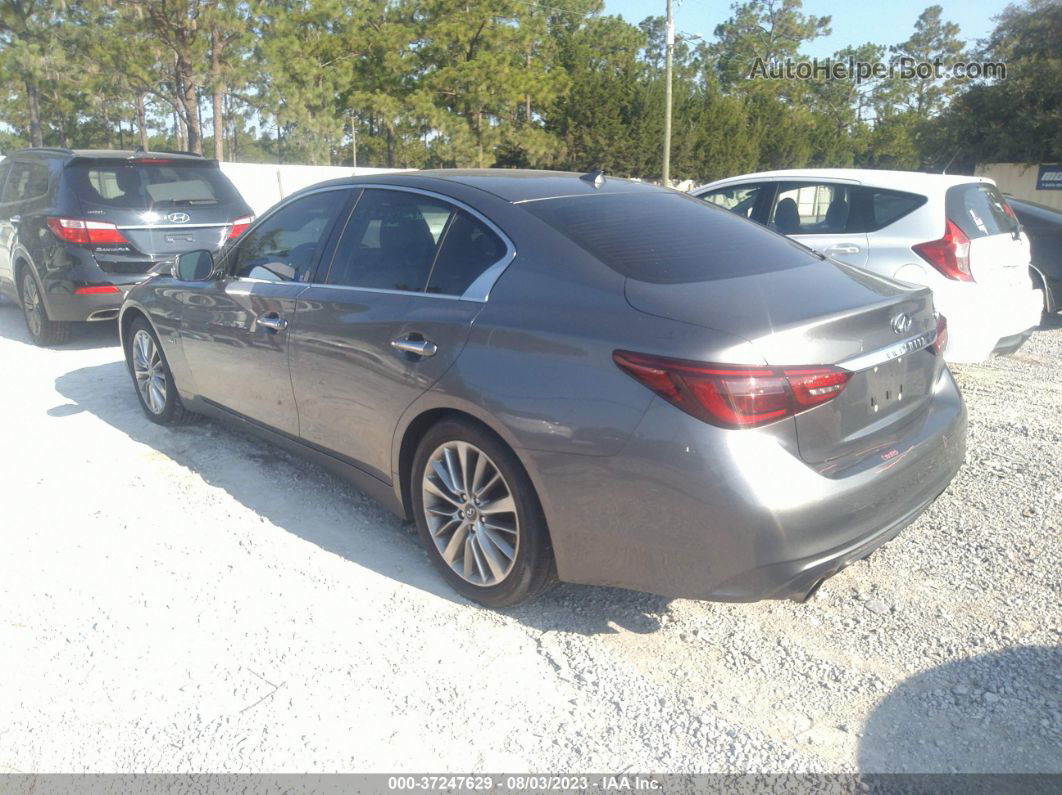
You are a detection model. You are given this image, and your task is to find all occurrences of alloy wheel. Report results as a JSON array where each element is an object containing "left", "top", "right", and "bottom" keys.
[
  {"left": 421, "top": 441, "right": 520, "bottom": 587},
  {"left": 132, "top": 329, "right": 167, "bottom": 415},
  {"left": 21, "top": 273, "right": 42, "bottom": 338}
]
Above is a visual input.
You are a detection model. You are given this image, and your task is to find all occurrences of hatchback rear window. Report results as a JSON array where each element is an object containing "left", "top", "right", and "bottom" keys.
[
  {"left": 68, "top": 160, "right": 241, "bottom": 210},
  {"left": 946, "top": 182, "right": 1020, "bottom": 239},
  {"left": 524, "top": 192, "right": 814, "bottom": 283}
]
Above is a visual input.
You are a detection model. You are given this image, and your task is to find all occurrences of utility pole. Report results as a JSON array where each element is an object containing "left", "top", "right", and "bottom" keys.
[
  {"left": 662, "top": 0, "right": 674, "bottom": 186},
  {"left": 349, "top": 110, "right": 358, "bottom": 170}
]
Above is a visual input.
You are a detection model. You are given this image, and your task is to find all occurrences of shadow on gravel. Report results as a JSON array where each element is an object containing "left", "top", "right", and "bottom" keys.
[
  {"left": 53, "top": 359, "right": 674, "bottom": 634},
  {"left": 858, "top": 645, "right": 1062, "bottom": 773},
  {"left": 0, "top": 301, "right": 119, "bottom": 350},
  {"left": 1037, "top": 312, "right": 1062, "bottom": 332}
]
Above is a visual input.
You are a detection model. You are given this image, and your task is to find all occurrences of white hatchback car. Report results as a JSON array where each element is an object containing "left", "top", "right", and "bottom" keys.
[{"left": 693, "top": 169, "right": 1043, "bottom": 362}]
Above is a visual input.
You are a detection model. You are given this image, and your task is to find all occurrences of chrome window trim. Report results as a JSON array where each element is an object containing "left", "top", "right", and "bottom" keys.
[
  {"left": 838, "top": 329, "right": 937, "bottom": 372},
  {"left": 310, "top": 183, "right": 516, "bottom": 303}
]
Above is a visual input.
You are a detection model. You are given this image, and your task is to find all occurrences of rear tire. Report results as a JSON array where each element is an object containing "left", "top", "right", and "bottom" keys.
[
  {"left": 125, "top": 317, "right": 193, "bottom": 425},
  {"left": 411, "top": 419, "right": 558, "bottom": 608},
  {"left": 20, "top": 268, "right": 70, "bottom": 346}
]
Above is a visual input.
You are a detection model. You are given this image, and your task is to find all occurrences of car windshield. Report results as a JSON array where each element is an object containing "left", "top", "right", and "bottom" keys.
[
  {"left": 524, "top": 191, "right": 815, "bottom": 284},
  {"left": 68, "top": 160, "right": 241, "bottom": 210}
]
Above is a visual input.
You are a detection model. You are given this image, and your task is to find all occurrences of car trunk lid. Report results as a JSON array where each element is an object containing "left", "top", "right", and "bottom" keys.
[{"left": 625, "top": 260, "right": 942, "bottom": 465}]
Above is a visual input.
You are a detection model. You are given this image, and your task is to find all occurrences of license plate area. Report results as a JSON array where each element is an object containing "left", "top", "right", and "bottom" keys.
[{"left": 865, "top": 356, "right": 925, "bottom": 415}]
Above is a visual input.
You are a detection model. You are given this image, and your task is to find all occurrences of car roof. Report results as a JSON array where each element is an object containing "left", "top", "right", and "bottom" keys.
[
  {"left": 695, "top": 168, "right": 993, "bottom": 193},
  {"left": 5, "top": 147, "right": 210, "bottom": 163},
  {"left": 299, "top": 169, "right": 673, "bottom": 204}
]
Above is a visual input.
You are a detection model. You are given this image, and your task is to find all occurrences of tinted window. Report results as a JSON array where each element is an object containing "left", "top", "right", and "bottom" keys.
[
  {"left": 947, "top": 182, "right": 1020, "bottom": 239},
  {"left": 525, "top": 192, "right": 813, "bottom": 284},
  {"left": 863, "top": 188, "right": 925, "bottom": 230},
  {"left": 427, "top": 211, "right": 506, "bottom": 295},
  {"left": 699, "top": 185, "right": 763, "bottom": 220},
  {"left": 2, "top": 161, "right": 50, "bottom": 203},
  {"left": 0, "top": 161, "right": 12, "bottom": 199},
  {"left": 67, "top": 160, "right": 241, "bottom": 210},
  {"left": 232, "top": 190, "right": 343, "bottom": 282},
  {"left": 326, "top": 189, "right": 451, "bottom": 292}
]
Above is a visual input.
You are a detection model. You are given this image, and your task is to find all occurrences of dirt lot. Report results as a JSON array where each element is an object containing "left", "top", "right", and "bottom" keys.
[{"left": 0, "top": 299, "right": 1059, "bottom": 774}]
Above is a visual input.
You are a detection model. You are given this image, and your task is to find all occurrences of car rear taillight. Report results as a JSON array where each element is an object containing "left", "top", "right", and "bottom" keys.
[
  {"left": 47, "top": 217, "right": 130, "bottom": 245},
  {"left": 227, "top": 215, "right": 254, "bottom": 240},
  {"left": 74, "top": 285, "right": 120, "bottom": 295},
  {"left": 912, "top": 219, "right": 972, "bottom": 282},
  {"left": 613, "top": 351, "right": 852, "bottom": 429},
  {"left": 930, "top": 313, "right": 948, "bottom": 355}
]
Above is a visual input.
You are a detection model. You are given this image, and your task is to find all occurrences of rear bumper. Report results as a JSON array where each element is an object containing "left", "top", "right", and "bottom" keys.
[
  {"left": 933, "top": 280, "right": 1042, "bottom": 363},
  {"left": 36, "top": 247, "right": 160, "bottom": 322},
  {"left": 526, "top": 368, "right": 966, "bottom": 602}
]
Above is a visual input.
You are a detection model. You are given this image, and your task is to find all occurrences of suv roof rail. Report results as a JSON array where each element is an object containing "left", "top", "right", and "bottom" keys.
[
  {"left": 15, "top": 146, "right": 75, "bottom": 156},
  {"left": 139, "top": 148, "right": 205, "bottom": 158}
]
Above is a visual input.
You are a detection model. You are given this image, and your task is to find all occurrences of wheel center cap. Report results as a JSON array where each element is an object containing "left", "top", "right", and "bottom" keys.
[{"left": 463, "top": 505, "right": 477, "bottom": 520}]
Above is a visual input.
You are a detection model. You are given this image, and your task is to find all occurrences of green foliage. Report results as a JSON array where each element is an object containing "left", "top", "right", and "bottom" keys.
[{"left": 0, "top": 0, "right": 1054, "bottom": 179}]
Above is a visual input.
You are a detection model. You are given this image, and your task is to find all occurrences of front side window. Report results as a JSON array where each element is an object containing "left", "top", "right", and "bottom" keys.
[
  {"left": 231, "top": 190, "right": 345, "bottom": 283},
  {"left": 699, "top": 185, "right": 763, "bottom": 220},
  {"left": 769, "top": 183, "right": 852, "bottom": 235}
]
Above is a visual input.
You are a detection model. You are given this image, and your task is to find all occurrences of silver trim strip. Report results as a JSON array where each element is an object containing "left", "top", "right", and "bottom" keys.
[
  {"left": 118, "top": 222, "right": 233, "bottom": 230},
  {"left": 839, "top": 329, "right": 937, "bottom": 371}
]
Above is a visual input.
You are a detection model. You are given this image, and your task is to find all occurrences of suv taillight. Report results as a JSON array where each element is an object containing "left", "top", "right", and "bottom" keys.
[
  {"left": 613, "top": 350, "right": 852, "bottom": 429},
  {"left": 912, "top": 219, "right": 972, "bottom": 282},
  {"left": 46, "top": 217, "right": 129, "bottom": 245},
  {"left": 227, "top": 215, "right": 254, "bottom": 240}
]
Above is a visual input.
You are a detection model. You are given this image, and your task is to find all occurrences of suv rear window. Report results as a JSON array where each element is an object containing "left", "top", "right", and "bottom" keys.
[
  {"left": 946, "top": 182, "right": 1020, "bottom": 239},
  {"left": 67, "top": 160, "right": 241, "bottom": 210},
  {"left": 524, "top": 192, "right": 813, "bottom": 284}
]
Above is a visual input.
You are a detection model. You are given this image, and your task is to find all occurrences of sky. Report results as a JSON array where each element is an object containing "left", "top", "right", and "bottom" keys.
[{"left": 602, "top": 0, "right": 1008, "bottom": 58}]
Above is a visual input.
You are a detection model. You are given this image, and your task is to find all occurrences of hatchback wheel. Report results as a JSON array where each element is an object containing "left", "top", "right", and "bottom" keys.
[
  {"left": 126, "top": 318, "right": 192, "bottom": 425},
  {"left": 20, "top": 269, "right": 70, "bottom": 346},
  {"left": 412, "top": 419, "right": 557, "bottom": 607}
]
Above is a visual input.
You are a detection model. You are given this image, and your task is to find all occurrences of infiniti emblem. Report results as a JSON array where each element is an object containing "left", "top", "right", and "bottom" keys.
[
  {"left": 891, "top": 312, "right": 912, "bottom": 335},
  {"left": 166, "top": 211, "right": 191, "bottom": 223}
]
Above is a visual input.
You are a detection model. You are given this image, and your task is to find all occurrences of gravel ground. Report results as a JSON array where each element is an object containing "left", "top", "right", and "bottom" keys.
[{"left": 0, "top": 298, "right": 1059, "bottom": 774}]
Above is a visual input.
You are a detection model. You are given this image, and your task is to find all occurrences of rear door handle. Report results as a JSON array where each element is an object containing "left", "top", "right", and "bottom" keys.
[
  {"left": 824, "top": 244, "right": 861, "bottom": 255},
  {"left": 257, "top": 313, "right": 288, "bottom": 332},
  {"left": 10, "top": 215, "right": 20, "bottom": 226},
  {"left": 391, "top": 337, "right": 438, "bottom": 357}
]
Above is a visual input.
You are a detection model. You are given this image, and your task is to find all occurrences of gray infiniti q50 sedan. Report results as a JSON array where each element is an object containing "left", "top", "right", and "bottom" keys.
[{"left": 119, "top": 169, "right": 966, "bottom": 607}]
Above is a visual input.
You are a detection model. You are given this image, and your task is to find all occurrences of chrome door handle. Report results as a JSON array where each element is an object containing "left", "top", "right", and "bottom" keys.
[
  {"left": 824, "top": 244, "right": 860, "bottom": 255},
  {"left": 257, "top": 313, "right": 288, "bottom": 332},
  {"left": 391, "top": 337, "right": 438, "bottom": 357},
  {"left": 10, "top": 215, "right": 20, "bottom": 225}
]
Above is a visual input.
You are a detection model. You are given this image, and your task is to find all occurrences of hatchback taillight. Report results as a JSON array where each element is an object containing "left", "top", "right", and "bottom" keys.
[
  {"left": 912, "top": 219, "right": 972, "bottom": 282},
  {"left": 47, "top": 217, "right": 129, "bottom": 245},
  {"left": 227, "top": 215, "right": 254, "bottom": 240},
  {"left": 613, "top": 350, "right": 852, "bottom": 429}
]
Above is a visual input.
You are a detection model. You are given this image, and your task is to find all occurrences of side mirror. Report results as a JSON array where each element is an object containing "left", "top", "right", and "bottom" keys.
[{"left": 174, "top": 249, "right": 215, "bottom": 281}]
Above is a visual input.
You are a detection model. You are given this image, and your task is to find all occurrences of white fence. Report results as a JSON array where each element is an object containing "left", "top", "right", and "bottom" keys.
[
  {"left": 975, "top": 162, "right": 1062, "bottom": 211},
  {"left": 219, "top": 163, "right": 409, "bottom": 216}
]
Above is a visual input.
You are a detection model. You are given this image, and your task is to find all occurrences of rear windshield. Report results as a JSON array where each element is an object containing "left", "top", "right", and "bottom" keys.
[
  {"left": 68, "top": 160, "right": 241, "bottom": 210},
  {"left": 524, "top": 191, "right": 814, "bottom": 284},
  {"left": 946, "top": 182, "right": 1020, "bottom": 240}
]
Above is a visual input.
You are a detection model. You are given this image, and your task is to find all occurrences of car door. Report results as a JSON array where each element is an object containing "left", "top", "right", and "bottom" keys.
[
  {"left": 768, "top": 181, "right": 870, "bottom": 267},
  {"left": 179, "top": 186, "right": 354, "bottom": 436},
  {"left": 289, "top": 187, "right": 512, "bottom": 481}
]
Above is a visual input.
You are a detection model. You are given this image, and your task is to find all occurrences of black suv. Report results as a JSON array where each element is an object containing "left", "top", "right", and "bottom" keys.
[{"left": 0, "top": 148, "right": 253, "bottom": 345}]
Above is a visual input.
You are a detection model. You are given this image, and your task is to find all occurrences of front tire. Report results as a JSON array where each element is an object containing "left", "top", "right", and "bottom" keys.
[
  {"left": 126, "top": 318, "right": 192, "bottom": 425},
  {"left": 411, "top": 419, "right": 557, "bottom": 608},
  {"left": 20, "top": 269, "right": 70, "bottom": 346}
]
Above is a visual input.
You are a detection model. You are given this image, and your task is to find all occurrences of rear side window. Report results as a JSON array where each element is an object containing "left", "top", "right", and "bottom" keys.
[
  {"left": 946, "top": 182, "right": 1020, "bottom": 239},
  {"left": 67, "top": 160, "right": 241, "bottom": 210},
  {"left": 2, "top": 161, "right": 50, "bottom": 202},
  {"left": 864, "top": 188, "right": 925, "bottom": 230},
  {"left": 767, "top": 183, "right": 925, "bottom": 235},
  {"left": 525, "top": 192, "right": 813, "bottom": 284},
  {"left": 427, "top": 212, "right": 507, "bottom": 295}
]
